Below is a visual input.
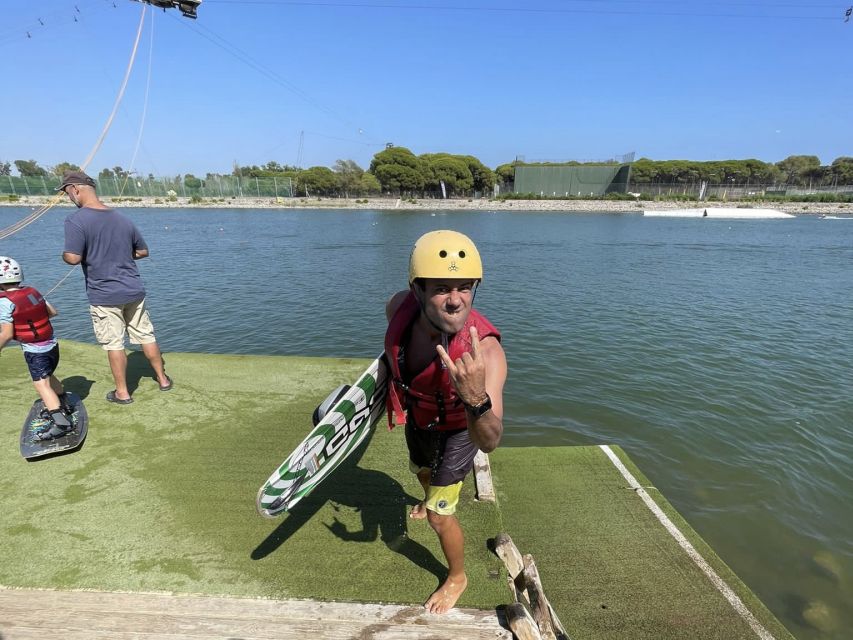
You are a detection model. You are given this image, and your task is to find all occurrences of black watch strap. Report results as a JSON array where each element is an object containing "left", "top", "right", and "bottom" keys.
[{"left": 464, "top": 394, "right": 492, "bottom": 418}]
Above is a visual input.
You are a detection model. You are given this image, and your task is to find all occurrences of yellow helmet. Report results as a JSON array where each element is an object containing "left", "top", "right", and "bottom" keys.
[{"left": 408, "top": 230, "right": 483, "bottom": 285}]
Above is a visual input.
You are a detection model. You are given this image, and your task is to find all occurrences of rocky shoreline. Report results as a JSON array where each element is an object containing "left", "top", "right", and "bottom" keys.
[{"left": 0, "top": 195, "right": 848, "bottom": 215}]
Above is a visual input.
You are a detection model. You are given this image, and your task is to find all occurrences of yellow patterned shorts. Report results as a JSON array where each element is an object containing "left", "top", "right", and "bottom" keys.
[{"left": 406, "top": 423, "right": 478, "bottom": 516}]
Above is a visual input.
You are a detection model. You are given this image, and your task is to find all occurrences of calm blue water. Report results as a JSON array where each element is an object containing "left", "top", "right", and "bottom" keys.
[{"left": 2, "top": 206, "right": 852, "bottom": 638}]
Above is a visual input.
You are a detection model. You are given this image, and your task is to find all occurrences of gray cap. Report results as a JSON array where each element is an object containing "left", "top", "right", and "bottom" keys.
[{"left": 56, "top": 170, "right": 96, "bottom": 191}]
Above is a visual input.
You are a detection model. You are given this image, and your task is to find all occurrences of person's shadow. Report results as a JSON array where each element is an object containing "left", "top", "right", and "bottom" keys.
[
  {"left": 252, "top": 428, "right": 446, "bottom": 581},
  {"left": 61, "top": 375, "right": 95, "bottom": 401},
  {"left": 126, "top": 350, "right": 165, "bottom": 395}
]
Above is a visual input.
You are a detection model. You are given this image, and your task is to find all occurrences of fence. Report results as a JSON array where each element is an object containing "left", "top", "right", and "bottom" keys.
[
  {"left": 0, "top": 175, "right": 295, "bottom": 198},
  {"left": 513, "top": 164, "right": 631, "bottom": 196},
  {"left": 628, "top": 182, "right": 853, "bottom": 200},
  {"left": 3, "top": 174, "right": 853, "bottom": 201}
]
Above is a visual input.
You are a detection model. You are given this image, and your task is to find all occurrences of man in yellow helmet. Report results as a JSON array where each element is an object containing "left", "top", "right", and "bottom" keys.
[{"left": 384, "top": 230, "right": 507, "bottom": 614}]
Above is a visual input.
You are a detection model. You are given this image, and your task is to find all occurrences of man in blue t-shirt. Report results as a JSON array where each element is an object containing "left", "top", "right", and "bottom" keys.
[{"left": 60, "top": 170, "right": 172, "bottom": 404}]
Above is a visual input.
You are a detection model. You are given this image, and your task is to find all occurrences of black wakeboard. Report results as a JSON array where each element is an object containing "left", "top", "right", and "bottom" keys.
[{"left": 20, "top": 392, "right": 88, "bottom": 460}]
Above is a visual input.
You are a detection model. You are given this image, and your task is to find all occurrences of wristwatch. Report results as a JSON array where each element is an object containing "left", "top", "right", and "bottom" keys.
[{"left": 464, "top": 394, "right": 492, "bottom": 418}]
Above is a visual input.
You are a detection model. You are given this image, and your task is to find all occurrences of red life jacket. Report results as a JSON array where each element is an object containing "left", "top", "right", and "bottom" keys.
[
  {"left": 384, "top": 291, "right": 500, "bottom": 431},
  {"left": 0, "top": 286, "right": 54, "bottom": 343}
]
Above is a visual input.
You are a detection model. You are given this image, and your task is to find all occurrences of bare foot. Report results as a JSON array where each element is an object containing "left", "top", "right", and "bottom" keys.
[
  {"left": 410, "top": 502, "right": 428, "bottom": 520},
  {"left": 424, "top": 574, "right": 468, "bottom": 614}
]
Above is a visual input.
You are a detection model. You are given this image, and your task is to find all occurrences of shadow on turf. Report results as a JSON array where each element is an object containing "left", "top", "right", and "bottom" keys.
[
  {"left": 61, "top": 375, "right": 95, "bottom": 400},
  {"left": 126, "top": 350, "right": 168, "bottom": 395},
  {"left": 251, "top": 430, "right": 446, "bottom": 582}
]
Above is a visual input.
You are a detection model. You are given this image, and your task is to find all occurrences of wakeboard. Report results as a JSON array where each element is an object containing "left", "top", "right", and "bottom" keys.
[
  {"left": 256, "top": 354, "right": 388, "bottom": 517},
  {"left": 20, "top": 392, "right": 88, "bottom": 460}
]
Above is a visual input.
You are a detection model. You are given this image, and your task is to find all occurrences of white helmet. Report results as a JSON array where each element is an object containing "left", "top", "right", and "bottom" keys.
[{"left": 0, "top": 256, "right": 23, "bottom": 284}]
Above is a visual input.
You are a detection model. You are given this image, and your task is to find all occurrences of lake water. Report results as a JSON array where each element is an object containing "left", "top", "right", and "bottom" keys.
[{"left": 2, "top": 206, "right": 851, "bottom": 638}]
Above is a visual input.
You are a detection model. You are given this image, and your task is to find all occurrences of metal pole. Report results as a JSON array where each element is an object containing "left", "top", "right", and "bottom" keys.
[
  {"left": 274, "top": 177, "right": 278, "bottom": 197},
  {"left": 256, "top": 177, "right": 260, "bottom": 197},
  {"left": 8, "top": 175, "right": 15, "bottom": 195}
]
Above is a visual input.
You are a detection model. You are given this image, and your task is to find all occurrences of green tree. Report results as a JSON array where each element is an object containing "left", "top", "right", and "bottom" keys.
[
  {"left": 359, "top": 172, "right": 381, "bottom": 195},
  {"left": 830, "top": 157, "right": 853, "bottom": 185},
  {"left": 333, "top": 159, "right": 364, "bottom": 197},
  {"left": 52, "top": 162, "right": 80, "bottom": 177},
  {"left": 495, "top": 163, "right": 516, "bottom": 186},
  {"left": 370, "top": 147, "right": 426, "bottom": 195},
  {"left": 460, "top": 155, "right": 495, "bottom": 192},
  {"left": 628, "top": 158, "right": 658, "bottom": 183},
  {"left": 373, "top": 163, "right": 425, "bottom": 195},
  {"left": 14, "top": 159, "right": 48, "bottom": 177},
  {"left": 420, "top": 154, "right": 474, "bottom": 196},
  {"left": 299, "top": 166, "right": 338, "bottom": 196},
  {"left": 0, "top": 161, "right": 10, "bottom": 176},
  {"left": 99, "top": 168, "right": 115, "bottom": 179},
  {"left": 184, "top": 174, "right": 202, "bottom": 190},
  {"left": 776, "top": 155, "right": 821, "bottom": 185}
]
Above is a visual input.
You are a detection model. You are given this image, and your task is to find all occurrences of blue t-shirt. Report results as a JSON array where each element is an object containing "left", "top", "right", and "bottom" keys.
[
  {"left": 64, "top": 207, "right": 148, "bottom": 305},
  {"left": 0, "top": 291, "right": 57, "bottom": 354}
]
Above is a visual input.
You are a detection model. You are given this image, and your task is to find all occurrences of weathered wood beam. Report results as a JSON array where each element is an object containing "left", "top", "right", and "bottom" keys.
[
  {"left": 473, "top": 450, "right": 496, "bottom": 502},
  {"left": 494, "top": 533, "right": 524, "bottom": 579},
  {"left": 493, "top": 533, "right": 529, "bottom": 601},
  {"left": 522, "top": 554, "right": 558, "bottom": 640},
  {"left": 505, "top": 602, "right": 543, "bottom": 640}
]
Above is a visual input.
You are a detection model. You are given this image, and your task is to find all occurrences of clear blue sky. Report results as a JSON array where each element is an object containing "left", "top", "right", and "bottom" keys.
[{"left": 1, "top": 0, "right": 850, "bottom": 176}]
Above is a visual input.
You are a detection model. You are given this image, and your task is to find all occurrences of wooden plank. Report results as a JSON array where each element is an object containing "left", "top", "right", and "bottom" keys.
[
  {"left": 0, "top": 588, "right": 512, "bottom": 640},
  {"left": 494, "top": 533, "right": 524, "bottom": 579},
  {"left": 473, "top": 450, "right": 496, "bottom": 502},
  {"left": 522, "top": 554, "right": 557, "bottom": 640},
  {"left": 506, "top": 602, "right": 543, "bottom": 640},
  {"left": 493, "top": 532, "right": 529, "bottom": 602}
]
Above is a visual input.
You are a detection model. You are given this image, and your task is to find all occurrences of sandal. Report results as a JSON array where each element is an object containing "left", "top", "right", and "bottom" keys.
[
  {"left": 106, "top": 390, "right": 133, "bottom": 404},
  {"left": 158, "top": 375, "right": 173, "bottom": 392}
]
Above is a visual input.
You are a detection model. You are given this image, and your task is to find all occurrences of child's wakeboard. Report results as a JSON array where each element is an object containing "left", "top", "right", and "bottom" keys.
[{"left": 20, "top": 392, "right": 88, "bottom": 460}]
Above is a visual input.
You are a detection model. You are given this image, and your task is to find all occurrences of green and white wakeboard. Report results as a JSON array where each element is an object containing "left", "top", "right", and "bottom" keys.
[{"left": 256, "top": 354, "right": 388, "bottom": 517}]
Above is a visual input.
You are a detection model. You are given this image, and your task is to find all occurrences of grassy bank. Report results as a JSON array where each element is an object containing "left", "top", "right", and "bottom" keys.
[{"left": 0, "top": 341, "right": 505, "bottom": 608}]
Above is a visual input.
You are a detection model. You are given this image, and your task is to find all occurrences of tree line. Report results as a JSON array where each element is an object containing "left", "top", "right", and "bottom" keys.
[{"left": 3, "top": 151, "right": 852, "bottom": 198}]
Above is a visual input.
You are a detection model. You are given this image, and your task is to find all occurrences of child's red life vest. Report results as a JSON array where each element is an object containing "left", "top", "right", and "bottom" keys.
[
  {"left": 0, "top": 286, "right": 54, "bottom": 343},
  {"left": 384, "top": 291, "right": 500, "bottom": 431}
]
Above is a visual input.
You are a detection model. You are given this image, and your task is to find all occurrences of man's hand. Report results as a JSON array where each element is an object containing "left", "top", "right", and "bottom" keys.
[{"left": 436, "top": 325, "right": 488, "bottom": 408}]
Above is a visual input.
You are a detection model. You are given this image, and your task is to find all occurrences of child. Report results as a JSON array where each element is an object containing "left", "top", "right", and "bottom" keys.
[{"left": 0, "top": 256, "right": 73, "bottom": 440}]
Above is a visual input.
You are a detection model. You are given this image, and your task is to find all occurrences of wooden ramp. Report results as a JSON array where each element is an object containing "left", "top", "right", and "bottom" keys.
[{"left": 0, "top": 588, "right": 512, "bottom": 640}]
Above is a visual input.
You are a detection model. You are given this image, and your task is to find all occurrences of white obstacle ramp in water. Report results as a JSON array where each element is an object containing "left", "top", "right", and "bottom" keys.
[{"left": 643, "top": 207, "right": 794, "bottom": 219}]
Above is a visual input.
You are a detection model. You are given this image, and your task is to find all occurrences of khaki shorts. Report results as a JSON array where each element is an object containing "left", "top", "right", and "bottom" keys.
[{"left": 90, "top": 299, "right": 157, "bottom": 351}]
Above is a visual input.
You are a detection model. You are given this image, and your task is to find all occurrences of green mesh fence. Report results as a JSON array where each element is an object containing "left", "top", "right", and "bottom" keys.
[
  {"left": 0, "top": 175, "right": 295, "bottom": 198},
  {"left": 513, "top": 164, "right": 631, "bottom": 196}
]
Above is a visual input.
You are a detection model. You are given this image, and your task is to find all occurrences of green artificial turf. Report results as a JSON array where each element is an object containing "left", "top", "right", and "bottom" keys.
[
  {"left": 489, "top": 445, "right": 795, "bottom": 640},
  {"left": 0, "top": 341, "right": 506, "bottom": 609}
]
